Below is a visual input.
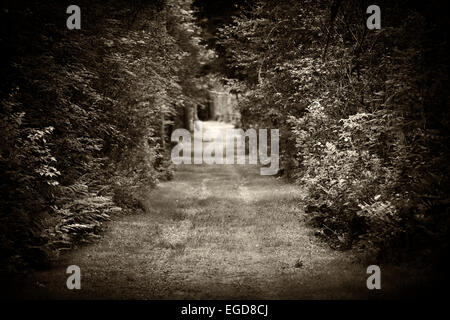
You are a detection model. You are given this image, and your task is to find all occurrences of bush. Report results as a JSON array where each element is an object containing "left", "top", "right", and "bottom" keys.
[
  {"left": 212, "top": 0, "right": 450, "bottom": 261},
  {"left": 0, "top": 0, "right": 206, "bottom": 270}
]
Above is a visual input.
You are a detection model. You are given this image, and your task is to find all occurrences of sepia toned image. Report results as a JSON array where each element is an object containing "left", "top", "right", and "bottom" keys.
[{"left": 0, "top": 0, "right": 448, "bottom": 304}]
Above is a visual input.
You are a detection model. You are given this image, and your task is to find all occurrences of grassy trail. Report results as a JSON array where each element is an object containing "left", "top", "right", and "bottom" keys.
[{"left": 12, "top": 122, "right": 419, "bottom": 299}]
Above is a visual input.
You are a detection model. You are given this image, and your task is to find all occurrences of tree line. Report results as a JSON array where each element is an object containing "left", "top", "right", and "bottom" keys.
[
  {"left": 0, "top": 0, "right": 208, "bottom": 270},
  {"left": 194, "top": 0, "right": 450, "bottom": 267},
  {"left": 1, "top": 0, "right": 448, "bottom": 276}
]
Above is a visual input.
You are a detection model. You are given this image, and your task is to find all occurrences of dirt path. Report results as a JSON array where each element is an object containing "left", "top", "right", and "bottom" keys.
[{"left": 14, "top": 122, "right": 404, "bottom": 299}]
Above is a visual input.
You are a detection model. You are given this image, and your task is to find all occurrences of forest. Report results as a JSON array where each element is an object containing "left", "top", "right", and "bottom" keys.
[
  {"left": 194, "top": 0, "right": 450, "bottom": 263},
  {"left": 1, "top": 0, "right": 449, "bottom": 293}
]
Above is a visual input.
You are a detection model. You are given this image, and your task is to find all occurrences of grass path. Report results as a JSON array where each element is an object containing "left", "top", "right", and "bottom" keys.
[{"left": 12, "top": 122, "right": 422, "bottom": 299}]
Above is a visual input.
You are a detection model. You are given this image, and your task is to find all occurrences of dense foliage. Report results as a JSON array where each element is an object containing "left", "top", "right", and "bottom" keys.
[
  {"left": 1, "top": 0, "right": 449, "bottom": 275},
  {"left": 196, "top": 0, "right": 449, "bottom": 262},
  {"left": 0, "top": 0, "right": 207, "bottom": 270}
]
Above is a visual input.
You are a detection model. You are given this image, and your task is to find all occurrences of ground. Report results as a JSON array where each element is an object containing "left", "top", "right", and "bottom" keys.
[{"left": 8, "top": 122, "right": 428, "bottom": 299}]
